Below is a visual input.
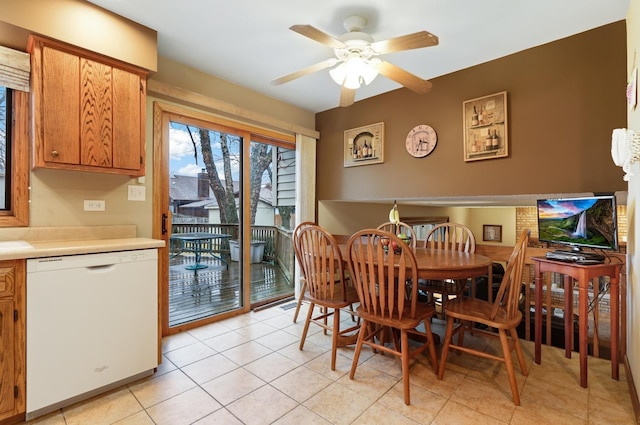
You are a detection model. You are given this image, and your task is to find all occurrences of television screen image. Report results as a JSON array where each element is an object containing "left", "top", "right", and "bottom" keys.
[{"left": 537, "top": 195, "right": 618, "bottom": 251}]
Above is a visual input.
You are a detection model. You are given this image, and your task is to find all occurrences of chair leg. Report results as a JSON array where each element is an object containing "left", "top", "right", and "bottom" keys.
[
  {"left": 510, "top": 327, "right": 529, "bottom": 376},
  {"left": 457, "top": 319, "right": 467, "bottom": 350},
  {"left": 499, "top": 329, "right": 521, "bottom": 406},
  {"left": 422, "top": 319, "right": 438, "bottom": 374},
  {"left": 401, "top": 329, "right": 411, "bottom": 405},
  {"left": 299, "top": 302, "right": 315, "bottom": 351},
  {"left": 292, "top": 280, "right": 307, "bottom": 323},
  {"left": 330, "top": 308, "right": 340, "bottom": 370},
  {"left": 350, "top": 320, "right": 368, "bottom": 380},
  {"left": 438, "top": 316, "right": 455, "bottom": 379}
]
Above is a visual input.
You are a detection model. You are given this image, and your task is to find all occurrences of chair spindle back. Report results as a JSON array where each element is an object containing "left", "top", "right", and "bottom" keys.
[
  {"left": 347, "top": 229, "right": 420, "bottom": 320},
  {"left": 295, "top": 224, "right": 348, "bottom": 302},
  {"left": 423, "top": 223, "right": 476, "bottom": 253},
  {"left": 490, "top": 229, "right": 530, "bottom": 320}
]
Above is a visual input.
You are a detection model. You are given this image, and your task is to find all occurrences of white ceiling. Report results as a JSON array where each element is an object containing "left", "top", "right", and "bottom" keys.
[{"left": 87, "top": 0, "right": 629, "bottom": 114}]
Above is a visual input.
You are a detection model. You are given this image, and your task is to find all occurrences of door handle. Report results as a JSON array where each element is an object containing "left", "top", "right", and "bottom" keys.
[{"left": 162, "top": 213, "right": 168, "bottom": 235}]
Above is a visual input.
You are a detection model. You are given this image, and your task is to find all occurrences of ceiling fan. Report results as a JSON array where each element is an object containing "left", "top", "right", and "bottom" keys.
[{"left": 271, "top": 15, "right": 438, "bottom": 107}]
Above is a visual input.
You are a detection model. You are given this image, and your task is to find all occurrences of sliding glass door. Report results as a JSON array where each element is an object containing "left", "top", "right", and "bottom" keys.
[
  {"left": 155, "top": 103, "right": 296, "bottom": 334},
  {"left": 248, "top": 139, "right": 296, "bottom": 309}
]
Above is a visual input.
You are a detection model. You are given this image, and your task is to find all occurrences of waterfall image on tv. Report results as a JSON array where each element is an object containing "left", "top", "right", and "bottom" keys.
[{"left": 537, "top": 195, "right": 618, "bottom": 251}]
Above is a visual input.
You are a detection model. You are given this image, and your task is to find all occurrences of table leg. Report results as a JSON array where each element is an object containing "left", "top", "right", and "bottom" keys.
[
  {"left": 546, "top": 276, "right": 552, "bottom": 352},
  {"left": 535, "top": 270, "right": 542, "bottom": 364},
  {"left": 593, "top": 279, "right": 600, "bottom": 358},
  {"left": 578, "top": 275, "right": 588, "bottom": 388},
  {"left": 186, "top": 242, "right": 208, "bottom": 270},
  {"left": 564, "top": 275, "right": 572, "bottom": 358},
  {"left": 611, "top": 276, "right": 620, "bottom": 380}
]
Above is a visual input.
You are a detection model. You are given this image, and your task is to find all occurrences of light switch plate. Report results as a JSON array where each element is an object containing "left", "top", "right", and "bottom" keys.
[{"left": 128, "top": 185, "right": 146, "bottom": 201}]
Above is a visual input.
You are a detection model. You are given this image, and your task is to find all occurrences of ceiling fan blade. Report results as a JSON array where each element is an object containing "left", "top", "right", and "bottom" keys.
[
  {"left": 339, "top": 86, "right": 356, "bottom": 107},
  {"left": 289, "top": 25, "right": 345, "bottom": 49},
  {"left": 370, "top": 31, "right": 438, "bottom": 54},
  {"left": 271, "top": 58, "right": 338, "bottom": 85},
  {"left": 376, "top": 61, "right": 432, "bottom": 94}
]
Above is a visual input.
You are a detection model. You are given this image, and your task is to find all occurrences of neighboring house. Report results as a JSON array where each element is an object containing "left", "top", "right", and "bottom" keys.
[
  {"left": 169, "top": 172, "right": 215, "bottom": 221},
  {"left": 203, "top": 185, "right": 274, "bottom": 226},
  {"left": 170, "top": 172, "right": 275, "bottom": 225}
]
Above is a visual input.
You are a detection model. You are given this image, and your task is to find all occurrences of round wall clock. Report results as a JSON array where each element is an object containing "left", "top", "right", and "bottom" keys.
[{"left": 405, "top": 124, "right": 437, "bottom": 158}]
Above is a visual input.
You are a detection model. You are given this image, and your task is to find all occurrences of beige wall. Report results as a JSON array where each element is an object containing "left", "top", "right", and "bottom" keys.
[
  {"left": 625, "top": 0, "right": 640, "bottom": 411},
  {"left": 151, "top": 57, "right": 315, "bottom": 131},
  {"left": 315, "top": 22, "right": 627, "bottom": 203},
  {"left": 0, "top": 0, "right": 157, "bottom": 70},
  {"left": 0, "top": 1, "right": 314, "bottom": 238},
  {"left": 318, "top": 201, "right": 516, "bottom": 245}
]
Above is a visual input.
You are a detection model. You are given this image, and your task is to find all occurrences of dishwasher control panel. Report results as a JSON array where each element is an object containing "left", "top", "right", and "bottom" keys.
[{"left": 27, "top": 249, "right": 158, "bottom": 272}]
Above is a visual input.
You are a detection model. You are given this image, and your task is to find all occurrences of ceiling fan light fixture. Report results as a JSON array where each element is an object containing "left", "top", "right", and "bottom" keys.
[
  {"left": 329, "top": 57, "right": 379, "bottom": 89},
  {"left": 329, "top": 62, "right": 348, "bottom": 86},
  {"left": 360, "top": 59, "right": 380, "bottom": 85}
]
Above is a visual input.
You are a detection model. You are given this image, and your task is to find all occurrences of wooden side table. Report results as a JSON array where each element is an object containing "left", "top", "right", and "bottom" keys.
[{"left": 532, "top": 257, "right": 622, "bottom": 388}]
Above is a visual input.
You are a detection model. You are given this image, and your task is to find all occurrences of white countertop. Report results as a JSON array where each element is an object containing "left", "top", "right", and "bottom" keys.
[
  {"left": 0, "top": 226, "right": 164, "bottom": 260},
  {"left": 0, "top": 237, "right": 165, "bottom": 261}
]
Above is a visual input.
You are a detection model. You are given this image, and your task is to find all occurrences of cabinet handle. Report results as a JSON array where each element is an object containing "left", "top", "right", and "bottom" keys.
[{"left": 51, "top": 150, "right": 59, "bottom": 157}]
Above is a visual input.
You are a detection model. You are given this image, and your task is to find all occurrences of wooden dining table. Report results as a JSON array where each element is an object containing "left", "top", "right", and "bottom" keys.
[
  {"left": 337, "top": 243, "right": 493, "bottom": 345},
  {"left": 338, "top": 245, "right": 494, "bottom": 298}
]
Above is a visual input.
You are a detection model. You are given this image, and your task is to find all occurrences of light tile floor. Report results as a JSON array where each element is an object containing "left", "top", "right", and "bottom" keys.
[{"left": 25, "top": 303, "right": 636, "bottom": 425}]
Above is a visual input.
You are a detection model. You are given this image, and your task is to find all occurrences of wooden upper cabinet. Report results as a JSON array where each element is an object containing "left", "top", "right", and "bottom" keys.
[{"left": 28, "top": 35, "right": 147, "bottom": 176}]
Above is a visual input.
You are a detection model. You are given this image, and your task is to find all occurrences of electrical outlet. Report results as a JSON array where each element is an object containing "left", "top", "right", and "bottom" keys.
[{"left": 84, "top": 200, "right": 105, "bottom": 211}]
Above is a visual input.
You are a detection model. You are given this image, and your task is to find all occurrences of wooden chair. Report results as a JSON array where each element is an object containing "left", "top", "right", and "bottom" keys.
[
  {"left": 376, "top": 221, "right": 417, "bottom": 249},
  {"left": 346, "top": 229, "right": 438, "bottom": 405},
  {"left": 292, "top": 221, "right": 315, "bottom": 323},
  {"left": 420, "top": 223, "right": 476, "bottom": 316},
  {"left": 438, "top": 229, "right": 530, "bottom": 405},
  {"left": 295, "top": 224, "right": 360, "bottom": 370}
]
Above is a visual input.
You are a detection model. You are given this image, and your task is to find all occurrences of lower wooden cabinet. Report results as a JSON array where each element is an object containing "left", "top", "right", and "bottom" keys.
[{"left": 0, "top": 260, "right": 25, "bottom": 424}]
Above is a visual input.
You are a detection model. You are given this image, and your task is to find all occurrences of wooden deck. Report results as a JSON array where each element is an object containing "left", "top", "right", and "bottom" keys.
[{"left": 169, "top": 253, "right": 293, "bottom": 327}]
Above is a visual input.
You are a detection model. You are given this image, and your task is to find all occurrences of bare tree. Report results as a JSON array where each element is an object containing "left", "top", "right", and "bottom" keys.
[
  {"left": 184, "top": 126, "right": 272, "bottom": 225},
  {"left": 249, "top": 142, "right": 272, "bottom": 224}
]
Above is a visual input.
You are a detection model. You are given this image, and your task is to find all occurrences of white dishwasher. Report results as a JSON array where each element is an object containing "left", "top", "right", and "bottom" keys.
[{"left": 26, "top": 249, "right": 158, "bottom": 419}]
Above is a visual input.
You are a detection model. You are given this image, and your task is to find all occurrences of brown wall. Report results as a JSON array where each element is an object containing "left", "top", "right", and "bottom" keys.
[{"left": 315, "top": 21, "right": 627, "bottom": 203}]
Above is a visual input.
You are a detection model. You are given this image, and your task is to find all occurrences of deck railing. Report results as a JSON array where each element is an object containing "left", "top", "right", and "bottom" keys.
[{"left": 171, "top": 223, "right": 294, "bottom": 280}]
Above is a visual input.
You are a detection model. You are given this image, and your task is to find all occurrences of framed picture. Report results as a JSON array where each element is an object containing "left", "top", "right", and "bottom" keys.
[
  {"left": 463, "top": 91, "right": 508, "bottom": 162},
  {"left": 483, "top": 225, "right": 502, "bottom": 242},
  {"left": 344, "top": 122, "right": 384, "bottom": 167}
]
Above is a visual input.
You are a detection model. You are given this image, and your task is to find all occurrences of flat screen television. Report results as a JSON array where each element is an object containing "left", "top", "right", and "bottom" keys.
[{"left": 536, "top": 195, "right": 618, "bottom": 251}]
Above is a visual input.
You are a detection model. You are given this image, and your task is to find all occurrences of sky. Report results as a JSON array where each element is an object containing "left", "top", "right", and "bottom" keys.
[{"left": 169, "top": 122, "right": 241, "bottom": 179}]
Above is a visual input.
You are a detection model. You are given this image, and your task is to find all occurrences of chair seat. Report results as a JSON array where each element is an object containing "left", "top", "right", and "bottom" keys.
[
  {"left": 445, "top": 290, "right": 522, "bottom": 330},
  {"left": 304, "top": 284, "right": 359, "bottom": 309},
  {"left": 355, "top": 302, "right": 435, "bottom": 330}
]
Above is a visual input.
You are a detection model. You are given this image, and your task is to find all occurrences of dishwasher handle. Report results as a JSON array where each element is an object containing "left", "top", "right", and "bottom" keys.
[{"left": 87, "top": 264, "right": 116, "bottom": 273}]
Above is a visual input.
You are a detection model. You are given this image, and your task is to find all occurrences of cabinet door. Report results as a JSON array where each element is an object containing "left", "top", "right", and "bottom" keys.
[
  {"left": 30, "top": 35, "right": 147, "bottom": 176},
  {"left": 112, "top": 68, "right": 143, "bottom": 171},
  {"left": 41, "top": 45, "right": 80, "bottom": 165},
  {"left": 0, "top": 299, "right": 15, "bottom": 418},
  {"left": 80, "top": 58, "right": 113, "bottom": 168}
]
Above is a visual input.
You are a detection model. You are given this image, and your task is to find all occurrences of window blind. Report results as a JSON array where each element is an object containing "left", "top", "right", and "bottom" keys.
[{"left": 0, "top": 45, "right": 30, "bottom": 92}]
